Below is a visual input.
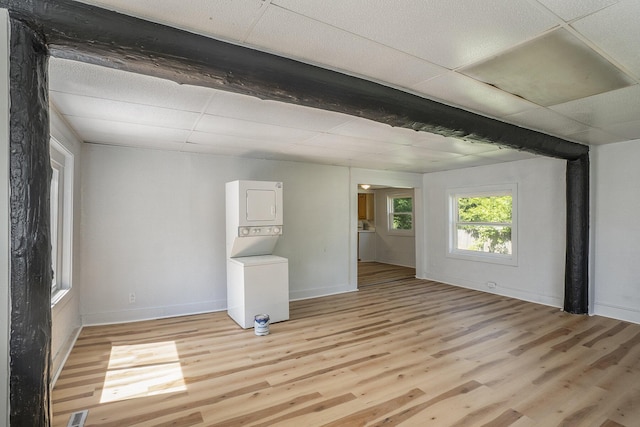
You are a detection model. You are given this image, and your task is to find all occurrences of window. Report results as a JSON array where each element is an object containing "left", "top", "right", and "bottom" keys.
[
  {"left": 388, "top": 192, "right": 413, "bottom": 234},
  {"left": 448, "top": 184, "right": 517, "bottom": 265},
  {"left": 50, "top": 158, "right": 63, "bottom": 295},
  {"left": 50, "top": 137, "right": 74, "bottom": 304}
]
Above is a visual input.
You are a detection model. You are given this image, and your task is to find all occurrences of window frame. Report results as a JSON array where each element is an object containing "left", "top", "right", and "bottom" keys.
[
  {"left": 50, "top": 137, "right": 74, "bottom": 305},
  {"left": 447, "top": 184, "right": 518, "bottom": 266},
  {"left": 387, "top": 191, "right": 414, "bottom": 236},
  {"left": 50, "top": 158, "right": 63, "bottom": 296}
]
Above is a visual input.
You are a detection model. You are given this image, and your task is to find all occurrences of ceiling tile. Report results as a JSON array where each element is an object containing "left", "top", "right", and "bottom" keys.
[
  {"left": 351, "top": 156, "right": 425, "bottom": 171},
  {"left": 410, "top": 136, "right": 501, "bottom": 155},
  {"left": 504, "top": 107, "right": 589, "bottom": 138},
  {"left": 384, "top": 146, "right": 463, "bottom": 162},
  {"left": 477, "top": 149, "right": 540, "bottom": 162},
  {"left": 67, "top": 117, "right": 190, "bottom": 145},
  {"left": 187, "top": 131, "right": 299, "bottom": 153},
  {"left": 271, "top": 0, "right": 559, "bottom": 69},
  {"left": 329, "top": 118, "right": 421, "bottom": 145},
  {"left": 600, "top": 120, "right": 640, "bottom": 141},
  {"left": 86, "top": 140, "right": 187, "bottom": 152},
  {"left": 535, "top": 0, "right": 620, "bottom": 21},
  {"left": 572, "top": 1, "right": 640, "bottom": 77},
  {"left": 181, "top": 142, "right": 251, "bottom": 157},
  {"left": 205, "top": 90, "right": 352, "bottom": 132},
  {"left": 352, "top": 159, "right": 427, "bottom": 173},
  {"left": 49, "top": 58, "right": 213, "bottom": 112},
  {"left": 302, "top": 133, "right": 401, "bottom": 155},
  {"left": 78, "top": 0, "right": 267, "bottom": 42},
  {"left": 426, "top": 154, "right": 503, "bottom": 171},
  {"left": 245, "top": 5, "right": 447, "bottom": 89},
  {"left": 549, "top": 85, "right": 640, "bottom": 127},
  {"left": 194, "top": 114, "right": 317, "bottom": 143},
  {"left": 50, "top": 92, "right": 200, "bottom": 130},
  {"left": 460, "top": 29, "right": 634, "bottom": 107},
  {"left": 286, "top": 144, "right": 363, "bottom": 160},
  {"left": 412, "top": 71, "right": 538, "bottom": 119},
  {"left": 275, "top": 151, "right": 354, "bottom": 167},
  {"left": 565, "top": 128, "right": 626, "bottom": 145}
]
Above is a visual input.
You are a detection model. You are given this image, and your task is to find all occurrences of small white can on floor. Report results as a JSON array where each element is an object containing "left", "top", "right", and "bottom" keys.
[{"left": 254, "top": 314, "right": 270, "bottom": 336}]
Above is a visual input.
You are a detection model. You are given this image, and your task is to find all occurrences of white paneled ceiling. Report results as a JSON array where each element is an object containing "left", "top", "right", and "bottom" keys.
[{"left": 48, "top": 0, "right": 640, "bottom": 173}]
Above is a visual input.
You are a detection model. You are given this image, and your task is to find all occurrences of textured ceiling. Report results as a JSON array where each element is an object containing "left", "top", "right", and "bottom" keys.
[{"left": 48, "top": 0, "right": 640, "bottom": 173}]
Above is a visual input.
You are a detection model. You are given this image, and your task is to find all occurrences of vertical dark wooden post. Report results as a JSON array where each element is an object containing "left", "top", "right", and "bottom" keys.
[
  {"left": 9, "top": 18, "right": 52, "bottom": 426},
  {"left": 564, "top": 154, "right": 589, "bottom": 314}
]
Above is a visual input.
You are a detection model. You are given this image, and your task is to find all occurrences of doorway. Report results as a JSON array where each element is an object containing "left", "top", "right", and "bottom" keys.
[{"left": 356, "top": 184, "right": 417, "bottom": 288}]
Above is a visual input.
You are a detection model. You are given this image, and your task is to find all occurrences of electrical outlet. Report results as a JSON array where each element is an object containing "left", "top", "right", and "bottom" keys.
[
  {"left": 129, "top": 292, "right": 136, "bottom": 304},
  {"left": 487, "top": 281, "right": 497, "bottom": 289}
]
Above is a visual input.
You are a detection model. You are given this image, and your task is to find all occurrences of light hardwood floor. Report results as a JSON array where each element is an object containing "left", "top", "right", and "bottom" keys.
[
  {"left": 357, "top": 262, "right": 416, "bottom": 287},
  {"left": 53, "top": 267, "right": 640, "bottom": 426}
]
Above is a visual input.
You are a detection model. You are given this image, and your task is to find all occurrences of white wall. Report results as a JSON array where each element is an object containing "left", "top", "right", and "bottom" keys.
[
  {"left": 49, "top": 108, "right": 83, "bottom": 384},
  {"left": 373, "top": 188, "right": 416, "bottom": 268},
  {"left": 592, "top": 140, "right": 640, "bottom": 323},
  {"left": 80, "top": 144, "right": 352, "bottom": 324},
  {"left": 422, "top": 157, "right": 567, "bottom": 307},
  {"left": 0, "top": 8, "right": 10, "bottom": 424}
]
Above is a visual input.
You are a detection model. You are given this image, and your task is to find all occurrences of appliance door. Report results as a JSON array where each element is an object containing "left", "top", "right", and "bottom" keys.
[
  {"left": 236, "top": 180, "right": 283, "bottom": 227},
  {"left": 246, "top": 189, "right": 277, "bottom": 221}
]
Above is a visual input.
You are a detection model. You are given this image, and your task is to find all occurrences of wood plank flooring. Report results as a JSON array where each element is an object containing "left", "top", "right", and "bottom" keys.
[
  {"left": 357, "top": 262, "right": 416, "bottom": 287},
  {"left": 53, "top": 267, "right": 640, "bottom": 426}
]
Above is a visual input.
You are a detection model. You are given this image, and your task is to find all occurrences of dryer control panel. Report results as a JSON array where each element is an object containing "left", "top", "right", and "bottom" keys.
[{"left": 238, "top": 226, "right": 283, "bottom": 237}]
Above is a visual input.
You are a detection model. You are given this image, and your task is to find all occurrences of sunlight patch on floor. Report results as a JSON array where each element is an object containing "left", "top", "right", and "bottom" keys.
[{"left": 100, "top": 341, "right": 186, "bottom": 403}]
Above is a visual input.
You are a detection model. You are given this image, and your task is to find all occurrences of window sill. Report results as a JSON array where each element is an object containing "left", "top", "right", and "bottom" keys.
[
  {"left": 387, "top": 230, "right": 415, "bottom": 237},
  {"left": 51, "top": 288, "right": 71, "bottom": 308},
  {"left": 447, "top": 250, "right": 518, "bottom": 266}
]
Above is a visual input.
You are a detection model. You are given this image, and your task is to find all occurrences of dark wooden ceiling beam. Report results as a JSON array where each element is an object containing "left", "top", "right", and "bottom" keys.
[{"left": 4, "top": 0, "right": 588, "bottom": 160}]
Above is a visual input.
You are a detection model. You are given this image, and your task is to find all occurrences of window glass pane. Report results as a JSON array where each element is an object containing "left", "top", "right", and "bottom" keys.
[
  {"left": 449, "top": 185, "right": 517, "bottom": 265},
  {"left": 457, "top": 225, "right": 512, "bottom": 254},
  {"left": 457, "top": 195, "right": 512, "bottom": 222},
  {"left": 392, "top": 213, "right": 412, "bottom": 230},
  {"left": 50, "top": 167, "right": 60, "bottom": 290},
  {"left": 393, "top": 197, "right": 412, "bottom": 213},
  {"left": 50, "top": 137, "right": 74, "bottom": 302}
]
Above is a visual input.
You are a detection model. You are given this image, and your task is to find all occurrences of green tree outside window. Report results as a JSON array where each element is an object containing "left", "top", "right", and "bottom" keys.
[
  {"left": 457, "top": 195, "right": 512, "bottom": 254},
  {"left": 391, "top": 197, "right": 412, "bottom": 230}
]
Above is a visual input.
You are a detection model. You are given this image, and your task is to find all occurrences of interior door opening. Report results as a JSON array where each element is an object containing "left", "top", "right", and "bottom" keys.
[{"left": 356, "top": 184, "right": 417, "bottom": 288}]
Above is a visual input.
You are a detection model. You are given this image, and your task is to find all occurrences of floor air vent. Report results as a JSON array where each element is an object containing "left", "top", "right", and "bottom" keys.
[{"left": 67, "top": 409, "right": 88, "bottom": 427}]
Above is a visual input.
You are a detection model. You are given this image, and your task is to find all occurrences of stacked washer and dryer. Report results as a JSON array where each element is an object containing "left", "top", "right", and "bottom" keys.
[{"left": 225, "top": 180, "right": 289, "bottom": 329}]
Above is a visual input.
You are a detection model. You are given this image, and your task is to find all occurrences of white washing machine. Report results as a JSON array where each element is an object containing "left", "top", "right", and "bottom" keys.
[
  {"left": 226, "top": 255, "right": 289, "bottom": 328},
  {"left": 225, "top": 180, "right": 290, "bottom": 329}
]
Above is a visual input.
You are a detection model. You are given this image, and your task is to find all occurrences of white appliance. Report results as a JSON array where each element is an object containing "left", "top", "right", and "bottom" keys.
[
  {"left": 227, "top": 255, "right": 289, "bottom": 328},
  {"left": 225, "top": 180, "right": 289, "bottom": 328},
  {"left": 225, "top": 180, "right": 283, "bottom": 258}
]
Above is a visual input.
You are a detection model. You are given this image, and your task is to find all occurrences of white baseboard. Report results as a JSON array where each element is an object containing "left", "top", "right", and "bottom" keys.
[
  {"left": 81, "top": 299, "right": 227, "bottom": 326},
  {"left": 51, "top": 325, "right": 83, "bottom": 388},
  {"left": 81, "top": 288, "right": 361, "bottom": 325},
  {"left": 420, "top": 272, "right": 562, "bottom": 309},
  {"left": 594, "top": 302, "right": 640, "bottom": 324},
  {"left": 290, "top": 284, "right": 357, "bottom": 301}
]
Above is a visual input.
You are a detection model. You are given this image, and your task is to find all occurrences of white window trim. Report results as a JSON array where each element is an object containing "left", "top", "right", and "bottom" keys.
[
  {"left": 50, "top": 137, "right": 74, "bottom": 306},
  {"left": 50, "top": 159, "right": 62, "bottom": 295},
  {"left": 446, "top": 184, "right": 518, "bottom": 266},
  {"left": 387, "top": 191, "right": 414, "bottom": 236}
]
